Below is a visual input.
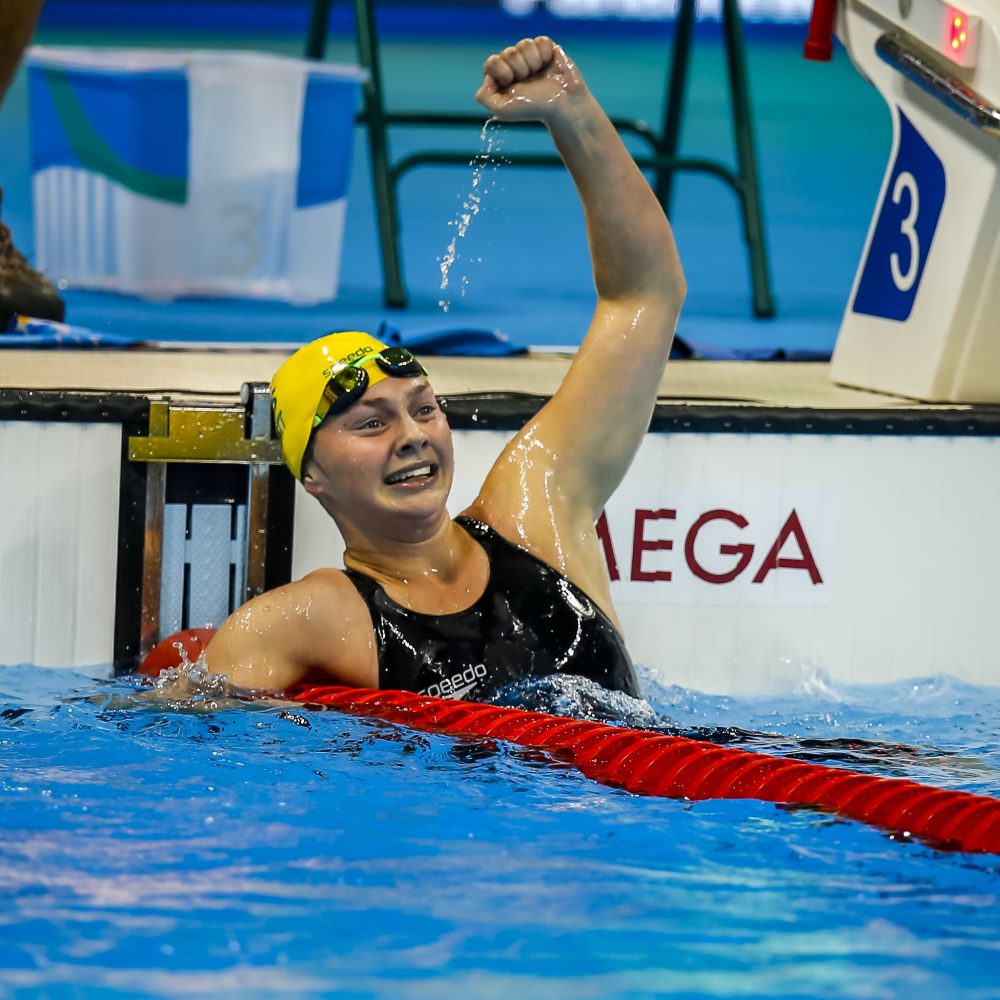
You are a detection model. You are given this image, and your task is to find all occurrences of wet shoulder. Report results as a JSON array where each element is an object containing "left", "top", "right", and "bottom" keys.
[
  {"left": 295, "top": 567, "right": 377, "bottom": 626},
  {"left": 278, "top": 569, "right": 379, "bottom": 686}
]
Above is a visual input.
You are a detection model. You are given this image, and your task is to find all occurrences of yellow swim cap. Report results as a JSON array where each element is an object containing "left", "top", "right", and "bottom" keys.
[{"left": 271, "top": 331, "right": 393, "bottom": 480}]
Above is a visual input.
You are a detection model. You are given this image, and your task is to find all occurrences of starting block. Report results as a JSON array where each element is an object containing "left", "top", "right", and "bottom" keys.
[{"left": 814, "top": 1, "right": 1000, "bottom": 402}]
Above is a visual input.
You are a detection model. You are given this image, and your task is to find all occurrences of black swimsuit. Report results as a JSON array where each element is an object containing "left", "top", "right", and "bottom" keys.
[{"left": 342, "top": 516, "right": 639, "bottom": 701}]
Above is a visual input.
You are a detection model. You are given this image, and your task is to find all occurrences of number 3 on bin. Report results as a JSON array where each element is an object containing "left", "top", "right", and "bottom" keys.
[{"left": 852, "top": 111, "right": 945, "bottom": 322}]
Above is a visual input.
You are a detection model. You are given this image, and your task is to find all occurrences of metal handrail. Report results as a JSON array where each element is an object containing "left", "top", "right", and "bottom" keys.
[{"left": 309, "top": 0, "right": 776, "bottom": 318}]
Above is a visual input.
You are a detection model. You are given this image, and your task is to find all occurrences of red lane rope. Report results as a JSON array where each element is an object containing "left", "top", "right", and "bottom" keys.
[
  {"left": 138, "top": 629, "right": 1000, "bottom": 854},
  {"left": 285, "top": 683, "right": 1000, "bottom": 855}
]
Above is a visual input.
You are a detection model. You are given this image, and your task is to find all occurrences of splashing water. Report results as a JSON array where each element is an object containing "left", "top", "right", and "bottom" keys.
[
  {"left": 151, "top": 655, "right": 235, "bottom": 708},
  {"left": 92, "top": 652, "right": 246, "bottom": 715},
  {"left": 438, "top": 119, "right": 505, "bottom": 313}
]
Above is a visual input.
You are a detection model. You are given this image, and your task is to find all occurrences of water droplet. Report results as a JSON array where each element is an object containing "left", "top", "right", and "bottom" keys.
[{"left": 438, "top": 119, "right": 504, "bottom": 313}]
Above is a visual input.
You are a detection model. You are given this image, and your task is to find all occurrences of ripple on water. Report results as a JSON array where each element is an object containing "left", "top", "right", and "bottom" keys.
[{"left": 2, "top": 661, "right": 1000, "bottom": 998}]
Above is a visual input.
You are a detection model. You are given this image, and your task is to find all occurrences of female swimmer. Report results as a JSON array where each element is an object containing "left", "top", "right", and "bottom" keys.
[{"left": 205, "top": 36, "right": 686, "bottom": 699}]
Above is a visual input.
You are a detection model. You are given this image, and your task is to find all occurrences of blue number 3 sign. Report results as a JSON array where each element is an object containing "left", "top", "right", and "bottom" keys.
[{"left": 852, "top": 110, "right": 946, "bottom": 322}]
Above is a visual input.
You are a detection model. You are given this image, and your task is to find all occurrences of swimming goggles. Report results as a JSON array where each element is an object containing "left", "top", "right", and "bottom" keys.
[{"left": 313, "top": 346, "right": 428, "bottom": 427}]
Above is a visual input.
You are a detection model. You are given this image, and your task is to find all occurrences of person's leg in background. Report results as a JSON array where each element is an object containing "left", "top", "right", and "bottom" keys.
[{"left": 1, "top": 0, "right": 65, "bottom": 324}]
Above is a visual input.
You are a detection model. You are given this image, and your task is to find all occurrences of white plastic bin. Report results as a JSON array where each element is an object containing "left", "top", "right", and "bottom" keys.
[{"left": 27, "top": 48, "right": 366, "bottom": 305}]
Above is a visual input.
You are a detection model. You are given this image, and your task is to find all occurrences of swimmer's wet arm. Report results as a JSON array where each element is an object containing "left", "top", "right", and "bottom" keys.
[
  {"left": 203, "top": 574, "right": 378, "bottom": 693},
  {"left": 477, "top": 38, "right": 685, "bottom": 516}
]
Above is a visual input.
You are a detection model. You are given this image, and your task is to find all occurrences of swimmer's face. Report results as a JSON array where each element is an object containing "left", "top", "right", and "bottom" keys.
[{"left": 302, "top": 374, "right": 454, "bottom": 531}]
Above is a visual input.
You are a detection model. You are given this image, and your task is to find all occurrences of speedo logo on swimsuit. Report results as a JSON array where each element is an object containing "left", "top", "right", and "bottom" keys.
[
  {"left": 423, "top": 664, "right": 488, "bottom": 700},
  {"left": 322, "top": 345, "right": 374, "bottom": 378}
]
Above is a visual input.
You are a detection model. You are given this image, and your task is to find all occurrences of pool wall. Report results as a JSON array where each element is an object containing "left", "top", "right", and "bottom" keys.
[{"left": 2, "top": 350, "right": 999, "bottom": 693}]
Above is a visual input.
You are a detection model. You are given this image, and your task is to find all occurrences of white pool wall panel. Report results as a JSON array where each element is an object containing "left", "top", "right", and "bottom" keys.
[
  {"left": 293, "top": 429, "right": 1000, "bottom": 695},
  {"left": 0, "top": 422, "right": 121, "bottom": 668}
]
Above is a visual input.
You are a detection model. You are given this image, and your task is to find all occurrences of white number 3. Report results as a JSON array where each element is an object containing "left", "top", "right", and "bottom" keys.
[{"left": 890, "top": 171, "right": 920, "bottom": 292}]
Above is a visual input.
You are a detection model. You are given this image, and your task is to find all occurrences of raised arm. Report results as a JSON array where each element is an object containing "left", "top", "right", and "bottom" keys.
[{"left": 474, "top": 37, "right": 685, "bottom": 521}]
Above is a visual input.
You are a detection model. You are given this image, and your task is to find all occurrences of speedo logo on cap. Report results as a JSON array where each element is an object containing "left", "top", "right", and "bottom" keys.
[{"left": 322, "top": 345, "right": 375, "bottom": 378}]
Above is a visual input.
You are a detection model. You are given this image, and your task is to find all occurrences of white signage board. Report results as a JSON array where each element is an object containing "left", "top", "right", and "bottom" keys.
[
  {"left": 293, "top": 429, "right": 1000, "bottom": 694},
  {"left": 0, "top": 422, "right": 122, "bottom": 668}
]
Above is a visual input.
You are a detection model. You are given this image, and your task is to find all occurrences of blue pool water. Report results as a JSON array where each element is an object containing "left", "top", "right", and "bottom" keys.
[{"left": 2, "top": 663, "right": 999, "bottom": 998}]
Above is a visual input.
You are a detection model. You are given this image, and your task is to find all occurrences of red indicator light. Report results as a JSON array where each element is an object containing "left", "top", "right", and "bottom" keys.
[
  {"left": 952, "top": 15, "right": 966, "bottom": 51},
  {"left": 944, "top": 6, "right": 979, "bottom": 67}
]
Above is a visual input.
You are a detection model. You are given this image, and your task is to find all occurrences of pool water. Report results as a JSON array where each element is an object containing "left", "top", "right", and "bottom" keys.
[{"left": 2, "top": 663, "right": 999, "bottom": 998}]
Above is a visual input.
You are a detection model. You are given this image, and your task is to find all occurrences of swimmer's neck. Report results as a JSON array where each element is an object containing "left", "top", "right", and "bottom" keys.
[{"left": 340, "top": 512, "right": 476, "bottom": 588}]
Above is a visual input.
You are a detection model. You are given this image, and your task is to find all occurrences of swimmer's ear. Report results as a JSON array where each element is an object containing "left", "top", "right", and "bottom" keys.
[
  {"left": 302, "top": 472, "right": 338, "bottom": 521},
  {"left": 301, "top": 471, "right": 321, "bottom": 496},
  {"left": 301, "top": 464, "right": 326, "bottom": 499}
]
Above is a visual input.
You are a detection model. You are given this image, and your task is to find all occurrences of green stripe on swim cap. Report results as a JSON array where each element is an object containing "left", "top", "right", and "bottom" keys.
[{"left": 271, "top": 331, "right": 390, "bottom": 480}]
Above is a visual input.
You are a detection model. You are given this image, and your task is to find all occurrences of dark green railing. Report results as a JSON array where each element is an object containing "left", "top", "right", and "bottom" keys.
[{"left": 307, "top": 0, "right": 776, "bottom": 318}]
